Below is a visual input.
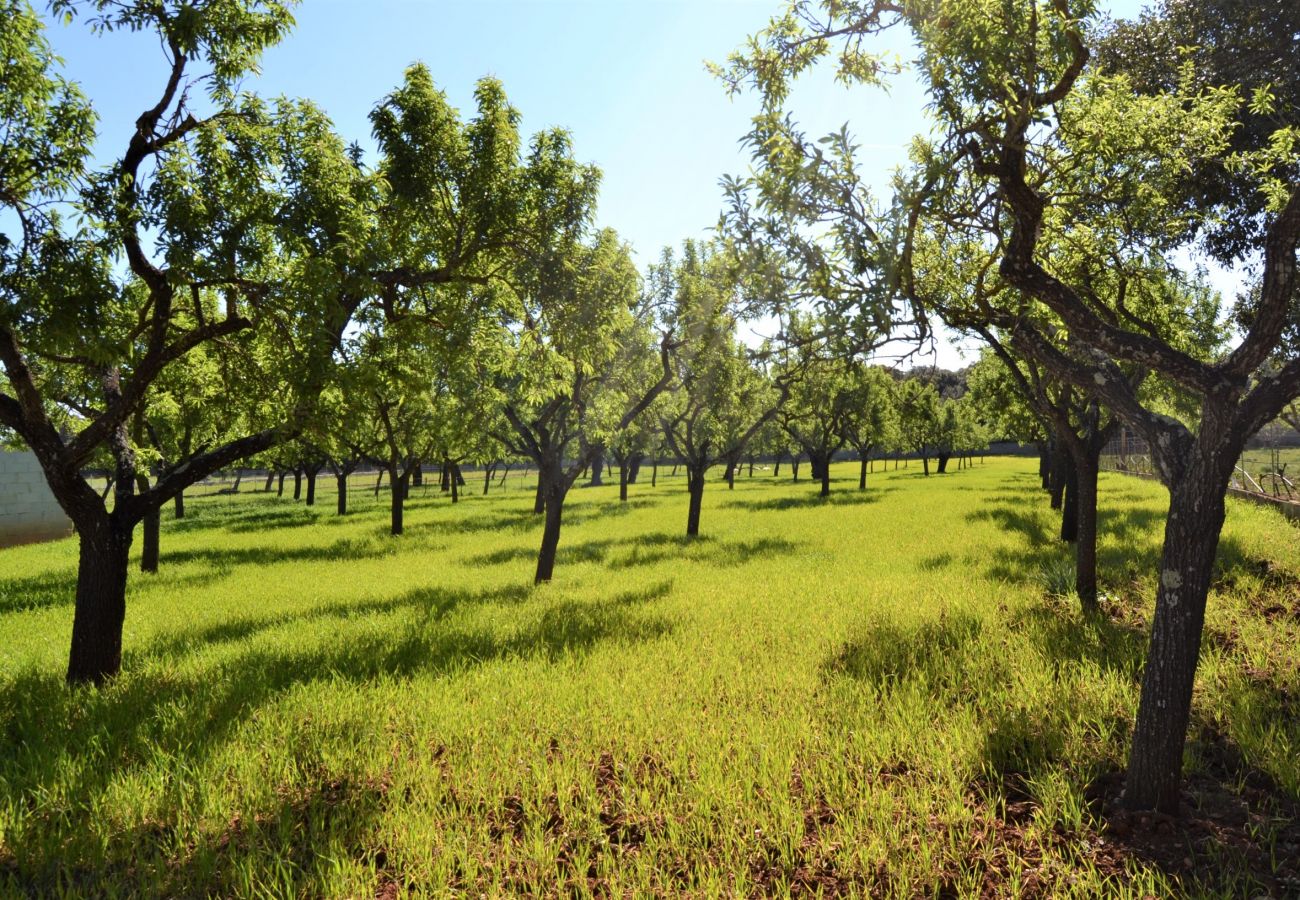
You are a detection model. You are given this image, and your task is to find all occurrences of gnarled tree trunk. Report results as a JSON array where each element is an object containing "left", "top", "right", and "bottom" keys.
[
  {"left": 66, "top": 520, "right": 132, "bottom": 685},
  {"left": 686, "top": 465, "right": 706, "bottom": 536},
  {"left": 1125, "top": 444, "right": 1235, "bottom": 813}
]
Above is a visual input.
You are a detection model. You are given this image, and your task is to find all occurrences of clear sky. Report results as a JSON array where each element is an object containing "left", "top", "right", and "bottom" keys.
[{"left": 36, "top": 0, "right": 1153, "bottom": 369}]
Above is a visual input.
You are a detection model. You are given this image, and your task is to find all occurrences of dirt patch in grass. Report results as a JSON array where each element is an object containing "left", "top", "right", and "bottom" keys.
[{"left": 1087, "top": 735, "right": 1300, "bottom": 897}]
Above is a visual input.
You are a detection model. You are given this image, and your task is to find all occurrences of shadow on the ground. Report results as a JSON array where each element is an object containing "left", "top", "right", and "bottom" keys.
[
  {"left": 466, "top": 532, "right": 796, "bottom": 570},
  {"left": 0, "top": 577, "right": 674, "bottom": 891},
  {"left": 722, "top": 486, "right": 895, "bottom": 513}
]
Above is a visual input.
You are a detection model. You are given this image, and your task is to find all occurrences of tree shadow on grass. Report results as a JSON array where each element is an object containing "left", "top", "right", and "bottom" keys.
[
  {"left": 465, "top": 532, "right": 797, "bottom": 570},
  {"left": 0, "top": 581, "right": 674, "bottom": 891},
  {"left": 161, "top": 535, "right": 394, "bottom": 570},
  {"left": 722, "top": 487, "right": 895, "bottom": 513},
  {"left": 0, "top": 569, "right": 79, "bottom": 616},
  {"left": 821, "top": 586, "right": 1300, "bottom": 895}
]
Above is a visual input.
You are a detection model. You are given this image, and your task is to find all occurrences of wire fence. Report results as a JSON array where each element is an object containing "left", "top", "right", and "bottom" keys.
[{"left": 1100, "top": 426, "right": 1299, "bottom": 503}]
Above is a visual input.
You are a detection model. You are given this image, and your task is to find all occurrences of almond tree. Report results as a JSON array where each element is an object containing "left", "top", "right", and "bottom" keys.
[
  {"left": 839, "top": 364, "right": 898, "bottom": 490},
  {"left": 721, "top": 0, "right": 1300, "bottom": 811},
  {"left": 0, "top": 0, "right": 372, "bottom": 684},
  {"left": 492, "top": 229, "right": 673, "bottom": 583}
]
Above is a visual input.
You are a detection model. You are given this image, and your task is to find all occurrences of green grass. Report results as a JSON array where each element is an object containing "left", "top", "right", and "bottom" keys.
[{"left": 1, "top": 459, "right": 1298, "bottom": 897}]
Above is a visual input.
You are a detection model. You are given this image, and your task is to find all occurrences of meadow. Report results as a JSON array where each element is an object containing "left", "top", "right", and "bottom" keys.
[{"left": 1, "top": 458, "right": 1298, "bottom": 897}]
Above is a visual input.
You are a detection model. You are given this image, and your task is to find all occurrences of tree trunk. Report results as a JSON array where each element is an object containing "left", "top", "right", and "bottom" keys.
[
  {"left": 619, "top": 461, "right": 629, "bottom": 502},
  {"left": 819, "top": 453, "right": 831, "bottom": 497},
  {"left": 588, "top": 452, "right": 605, "bottom": 486},
  {"left": 921, "top": 453, "right": 930, "bottom": 477},
  {"left": 628, "top": 454, "right": 644, "bottom": 484},
  {"left": 726, "top": 460, "right": 736, "bottom": 490},
  {"left": 773, "top": 452, "right": 783, "bottom": 478},
  {"left": 232, "top": 470, "right": 243, "bottom": 492},
  {"left": 66, "top": 521, "right": 132, "bottom": 685},
  {"left": 277, "top": 471, "right": 286, "bottom": 497},
  {"left": 451, "top": 466, "right": 459, "bottom": 504},
  {"left": 535, "top": 469, "right": 567, "bottom": 584},
  {"left": 686, "top": 466, "right": 706, "bottom": 537},
  {"left": 1074, "top": 451, "right": 1099, "bottom": 612},
  {"left": 1124, "top": 451, "right": 1234, "bottom": 813},
  {"left": 292, "top": 469, "right": 302, "bottom": 501},
  {"left": 484, "top": 465, "right": 493, "bottom": 496},
  {"left": 374, "top": 467, "right": 384, "bottom": 498},
  {"left": 305, "top": 469, "right": 317, "bottom": 506},
  {"left": 263, "top": 471, "right": 275, "bottom": 492},
  {"left": 337, "top": 473, "right": 348, "bottom": 515},
  {"left": 651, "top": 457, "right": 658, "bottom": 487},
  {"left": 412, "top": 464, "right": 423, "bottom": 487},
  {"left": 174, "top": 490, "right": 185, "bottom": 520},
  {"left": 133, "top": 475, "right": 160, "bottom": 575},
  {"left": 1049, "top": 445, "right": 1067, "bottom": 509},
  {"left": 1037, "top": 442, "right": 1050, "bottom": 490},
  {"left": 533, "top": 470, "right": 546, "bottom": 514},
  {"left": 390, "top": 469, "right": 407, "bottom": 536},
  {"left": 748, "top": 456, "right": 755, "bottom": 477},
  {"left": 1059, "top": 451, "right": 1079, "bottom": 543},
  {"left": 859, "top": 455, "right": 868, "bottom": 490},
  {"left": 936, "top": 453, "right": 951, "bottom": 474},
  {"left": 791, "top": 454, "right": 801, "bottom": 482},
  {"left": 440, "top": 463, "right": 450, "bottom": 493}
]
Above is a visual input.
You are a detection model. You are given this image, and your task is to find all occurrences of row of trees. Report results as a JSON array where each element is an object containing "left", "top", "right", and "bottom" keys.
[
  {"left": 716, "top": 0, "right": 1299, "bottom": 813},
  {"left": 0, "top": 0, "right": 989, "bottom": 687}
]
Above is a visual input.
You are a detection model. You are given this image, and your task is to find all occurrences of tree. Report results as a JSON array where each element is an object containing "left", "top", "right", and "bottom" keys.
[
  {"left": 493, "top": 230, "right": 673, "bottom": 583},
  {"left": 839, "top": 364, "right": 898, "bottom": 490},
  {"left": 895, "top": 379, "right": 941, "bottom": 476},
  {"left": 655, "top": 243, "right": 787, "bottom": 535},
  {"left": 721, "top": 0, "right": 1300, "bottom": 812},
  {"left": 0, "top": 0, "right": 376, "bottom": 685},
  {"left": 775, "top": 315, "right": 853, "bottom": 497}
]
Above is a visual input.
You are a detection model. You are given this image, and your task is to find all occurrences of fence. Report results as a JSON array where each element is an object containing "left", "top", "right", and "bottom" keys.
[{"left": 1101, "top": 427, "right": 1300, "bottom": 513}]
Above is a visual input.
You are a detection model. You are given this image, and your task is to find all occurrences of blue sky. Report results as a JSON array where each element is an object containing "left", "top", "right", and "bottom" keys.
[{"left": 37, "top": 0, "right": 1152, "bottom": 368}]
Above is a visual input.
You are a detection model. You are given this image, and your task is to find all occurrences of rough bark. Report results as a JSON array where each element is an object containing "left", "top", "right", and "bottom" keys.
[
  {"left": 1125, "top": 448, "right": 1234, "bottom": 813},
  {"left": 336, "top": 473, "right": 348, "bottom": 515},
  {"left": 859, "top": 455, "right": 869, "bottom": 490},
  {"left": 619, "top": 461, "right": 629, "bottom": 502},
  {"left": 1048, "top": 445, "right": 1066, "bottom": 509},
  {"left": 1074, "top": 452, "right": 1099, "bottom": 612},
  {"left": 292, "top": 469, "right": 302, "bottom": 501},
  {"left": 686, "top": 466, "right": 706, "bottom": 536},
  {"left": 936, "top": 453, "right": 951, "bottom": 474},
  {"left": 305, "top": 469, "right": 318, "bottom": 506},
  {"left": 173, "top": 490, "right": 184, "bottom": 520},
  {"left": 390, "top": 468, "right": 407, "bottom": 536},
  {"left": 66, "top": 521, "right": 132, "bottom": 685},
  {"left": 137, "top": 476, "right": 160, "bottom": 575},
  {"left": 817, "top": 452, "right": 831, "bottom": 496},
  {"left": 535, "top": 469, "right": 567, "bottom": 584},
  {"left": 1059, "top": 451, "right": 1078, "bottom": 543}
]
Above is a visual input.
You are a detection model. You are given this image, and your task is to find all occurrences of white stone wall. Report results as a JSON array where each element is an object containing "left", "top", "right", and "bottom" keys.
[{"left": 0, "top": 450, "right": 72, "bottom": 548}]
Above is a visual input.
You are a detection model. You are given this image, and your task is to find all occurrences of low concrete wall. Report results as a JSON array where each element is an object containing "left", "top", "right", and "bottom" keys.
[{"left": 0, "top": 450, "right": 72, "bottom": 548}]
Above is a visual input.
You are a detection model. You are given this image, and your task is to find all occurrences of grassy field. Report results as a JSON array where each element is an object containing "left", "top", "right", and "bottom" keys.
[{"left": 1, "top": 458, "right": 1298, "bottom": 897}]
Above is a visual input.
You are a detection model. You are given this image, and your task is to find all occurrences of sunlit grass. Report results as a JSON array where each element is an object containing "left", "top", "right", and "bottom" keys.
[{"left": 1, "top": 458, "right": 1297, "bottom": 897}]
